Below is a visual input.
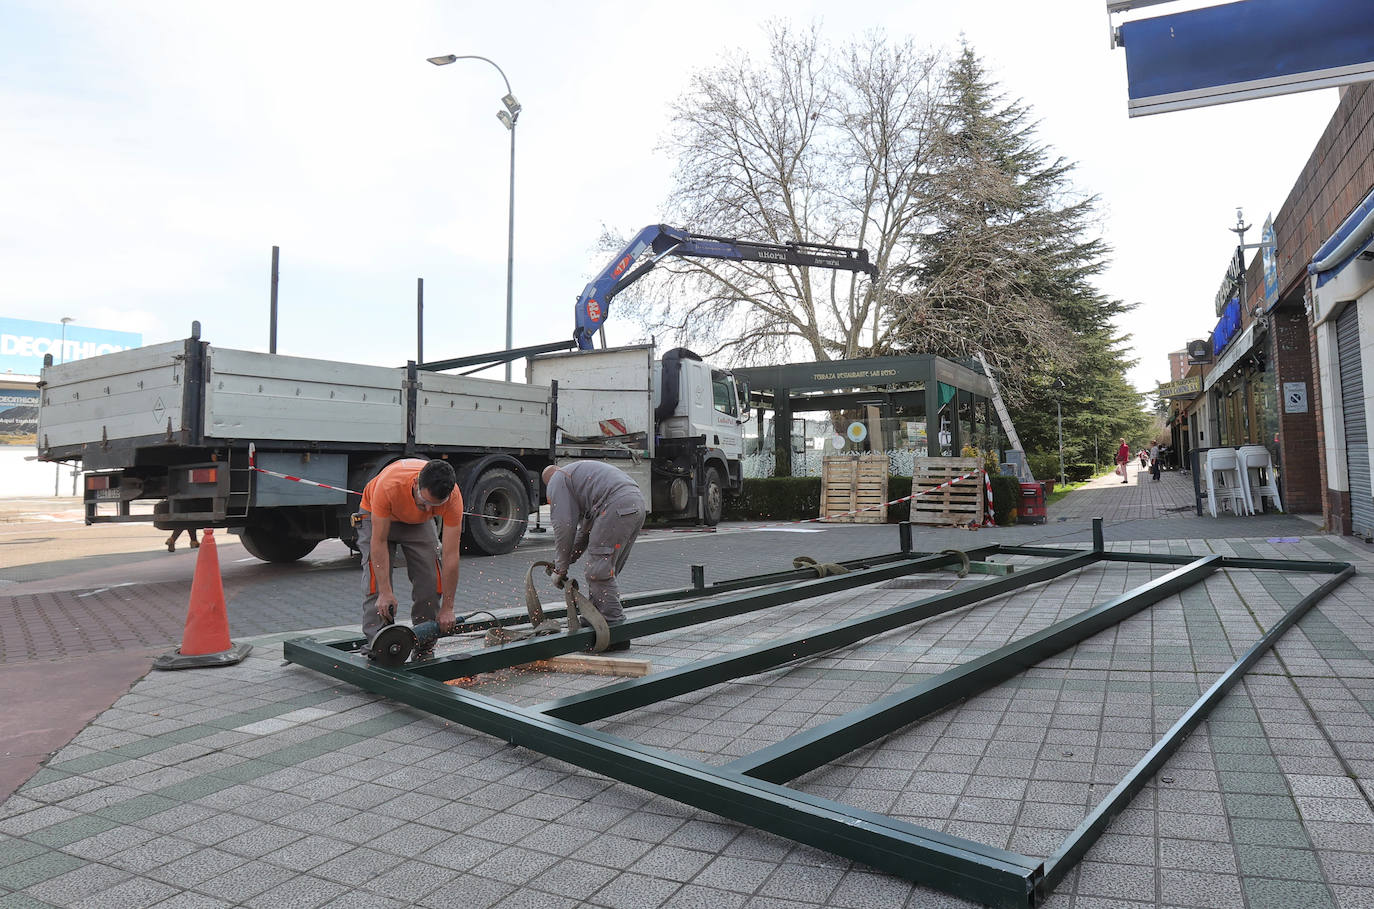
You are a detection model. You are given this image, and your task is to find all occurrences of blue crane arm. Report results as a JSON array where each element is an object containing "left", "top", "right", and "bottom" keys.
[{"left": 572, "top": 225, "right": 878, "bottom": 350}]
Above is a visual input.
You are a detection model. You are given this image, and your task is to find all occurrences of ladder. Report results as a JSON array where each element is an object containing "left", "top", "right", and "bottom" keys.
[{"left": 975, "top": 352, "right": 1023, "bottom": 453}]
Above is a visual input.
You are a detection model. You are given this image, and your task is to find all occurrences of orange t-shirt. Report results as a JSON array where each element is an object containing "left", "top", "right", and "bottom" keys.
[{"left": 360, "top": 459, "right": 464, "bottom": 528}]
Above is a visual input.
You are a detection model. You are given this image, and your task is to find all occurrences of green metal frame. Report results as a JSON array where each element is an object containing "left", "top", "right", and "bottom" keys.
[{"left": 284, "top": 521, "right": 1354, "bottom": 908}]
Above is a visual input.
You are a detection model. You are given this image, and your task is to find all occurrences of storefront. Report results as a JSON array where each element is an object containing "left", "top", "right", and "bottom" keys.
[
  {"left": 733, "top": 355, "right": 998, "bottom": 477},
  {"left": 1308, "top": 184, "right": 1374, "bottom": 539},
  {"left": 1202, "top": 285, "right": 1281, "bottom": 460}
]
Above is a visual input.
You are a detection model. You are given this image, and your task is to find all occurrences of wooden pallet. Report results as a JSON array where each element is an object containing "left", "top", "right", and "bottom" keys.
[
  {"left": 820, "top": 455, "right": 889, "bottom": 523},
  {"left": 909, "top": 456, "right": 984, "bottom": 526}
]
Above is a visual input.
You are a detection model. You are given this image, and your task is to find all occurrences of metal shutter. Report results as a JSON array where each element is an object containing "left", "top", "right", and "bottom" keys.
[{"left": 1337, "top": 304, "right": 1373, "bottom": 538}]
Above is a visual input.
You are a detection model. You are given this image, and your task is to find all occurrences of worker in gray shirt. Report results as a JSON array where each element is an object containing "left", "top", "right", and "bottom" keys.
[{"left": 542, "top": 461, "right": 646, "bottom": 639}]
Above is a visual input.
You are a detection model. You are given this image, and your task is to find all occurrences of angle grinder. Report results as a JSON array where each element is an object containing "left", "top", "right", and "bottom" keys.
[{"left": 367, "top": 620, "right": 445, "bottom": 668}]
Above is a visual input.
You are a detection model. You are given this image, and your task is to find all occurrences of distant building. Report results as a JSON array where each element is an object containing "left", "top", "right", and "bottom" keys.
[{"left": 1168, "top": 349, "right": 1189, "bottom": 382}]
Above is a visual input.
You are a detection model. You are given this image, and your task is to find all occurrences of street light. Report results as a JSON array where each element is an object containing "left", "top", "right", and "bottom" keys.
[
  {"left": 56, "top": 317, "right": 75, "bottom": 495},
  {"left": 427, "top": 53, "right": 521, "bottom": 381},
  {"left": 59, "top": 316, "right": 74, "bottom": 364},
  {"left": 1053, "top": 378, "right": 1066, "bottom": 488}
]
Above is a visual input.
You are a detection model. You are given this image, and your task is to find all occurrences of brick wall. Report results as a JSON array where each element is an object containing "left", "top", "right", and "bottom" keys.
[
  {"left": 1275, "top": 83, "right": 1374, "bottom": 299},
  {"left": 1271, "top": 83, "right": 1374, "bottom": 530},
  {"left": 1270, "top": 307, "right": 1321, "bottom": 512}
]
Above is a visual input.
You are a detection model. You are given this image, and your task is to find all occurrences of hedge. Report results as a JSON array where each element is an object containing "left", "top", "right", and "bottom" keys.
[{"left": 722, "top": 477, "right": 822, "bottom": 521}]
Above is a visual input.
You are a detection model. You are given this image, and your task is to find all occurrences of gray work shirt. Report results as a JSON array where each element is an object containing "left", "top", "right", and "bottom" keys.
[{"left": 547, "top": 461, "right": 644, "bottom": 573}]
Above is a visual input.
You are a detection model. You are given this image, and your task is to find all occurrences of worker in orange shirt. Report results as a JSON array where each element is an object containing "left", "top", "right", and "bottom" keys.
[{"left": 357, "top": 458, "right": 463, "bottom": 661}]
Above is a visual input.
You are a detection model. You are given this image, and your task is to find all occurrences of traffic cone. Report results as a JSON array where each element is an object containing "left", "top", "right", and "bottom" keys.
[{"left": 153, "top": 529, "right": 252, "bottom": 670}]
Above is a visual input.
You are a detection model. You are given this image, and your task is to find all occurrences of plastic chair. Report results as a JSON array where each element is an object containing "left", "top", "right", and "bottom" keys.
[
  {"left": 1205, "top": 448, "right": 1251, "bottom": 517},
  {"left": 1237, "top": 445, "right": 1282, "bottom": 513}
]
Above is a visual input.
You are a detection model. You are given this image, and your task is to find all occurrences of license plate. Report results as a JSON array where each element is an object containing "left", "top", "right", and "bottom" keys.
[{"left": 95, "top": 489, "right": 122, "bottom": 500}]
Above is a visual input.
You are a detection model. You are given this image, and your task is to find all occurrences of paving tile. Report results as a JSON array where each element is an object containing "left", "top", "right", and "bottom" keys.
[
  {"left": 242, "top": 874, "right": 349, "bottom": 909},
  {"left": 591, "top": 871, "right": 683, "bottom": 909},
  {"left": 1158, "top": 869, "right": 1246, "bottom": 909},
  {"left": 662, "top": 884, "right": 751, "bottom": 909},
  {"left": 414, "top": 873, "right": 515, "bottom": 909},
  {"left": 1236, "top": 844, "right": 1326, "bottom": 881},
  {"left": 1243, "top": 877, "right": 1338, "bottom": 909},
  {"left": 693, "top": 855, "right": 778, "bottom": 892},
  {"left": 0, "top": 852, "right": 85, "bottom": 892},
  {"left": 24, "top": 861, "right": 131, "bottom": 905},
  {"left": 69, "top": 876, "right": 179, "bottom": 909}
]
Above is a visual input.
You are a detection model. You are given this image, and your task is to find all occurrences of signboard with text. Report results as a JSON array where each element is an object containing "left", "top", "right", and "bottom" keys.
[
  {"left": 0, "top": 387, "right": 40, "bottom": 442},
  {"left": 0, "top": 318, "right": 142, "bottom": 376},
  {"left": 1158, "top": 376, "right": 1202, "bottom": 399},
  {"left": 1283, "top": 382, "right": 1309, "bottom": 413},
  {"left": 1118, "top": 0, "right": 1374, "bottom": 117},
  {"left": 1262, "top": 215, "right": 1279, "bottom": 309}
]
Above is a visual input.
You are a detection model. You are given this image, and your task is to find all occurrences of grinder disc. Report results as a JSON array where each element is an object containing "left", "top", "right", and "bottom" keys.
[{"left": 369, "top": 625, "right": 416, "bottom": 667}]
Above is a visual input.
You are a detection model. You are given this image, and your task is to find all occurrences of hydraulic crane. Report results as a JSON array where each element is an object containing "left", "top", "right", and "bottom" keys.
[{"left": 573, "top": 225, "right": 878, "bottom": 350}]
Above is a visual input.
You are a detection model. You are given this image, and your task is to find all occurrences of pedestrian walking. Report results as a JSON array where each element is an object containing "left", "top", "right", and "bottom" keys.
[
  {"left": 543, "top": 461, "right": 646, "bottom": 650},
  {"left": 1150, "top": 443, "right": 1162, "bottom": 481},
  {"left": 165, "top": 528, "right": 198, "bottom": 552},
  {"left": 357, "top": 458, "right": 463, "bottom": 661},
  {"left": 1116, "top": 438, "right": 1130, "bottom": 484}
]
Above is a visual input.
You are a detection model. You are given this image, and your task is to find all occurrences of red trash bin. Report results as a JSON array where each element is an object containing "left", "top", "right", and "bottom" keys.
[{"left": 1019, "top": 482, "right": 1046, "bottom": 524}]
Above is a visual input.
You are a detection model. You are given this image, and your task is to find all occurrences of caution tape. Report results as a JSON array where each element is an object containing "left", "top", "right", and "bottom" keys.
[{"left": 245, "top": 443, "right": 992, "bottom": 532}]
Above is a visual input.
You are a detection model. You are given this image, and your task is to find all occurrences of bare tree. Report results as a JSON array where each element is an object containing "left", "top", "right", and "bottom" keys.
[{"left": 612, "top": 23, "right": 946, "bottom": 364}]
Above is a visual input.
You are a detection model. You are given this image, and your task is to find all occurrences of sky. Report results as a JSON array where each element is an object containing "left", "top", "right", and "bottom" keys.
[{"left": 0, "top": 0, "right": 1343, "bottom": 395}]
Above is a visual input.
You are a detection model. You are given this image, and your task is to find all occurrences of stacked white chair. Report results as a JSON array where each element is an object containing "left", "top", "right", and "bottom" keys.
[
  {"left": 1237, "top": 444, "right": 1283, "bottom": 513},
  {"left": 1205, "top": 448, "right": 1251, "bottom": 517}
]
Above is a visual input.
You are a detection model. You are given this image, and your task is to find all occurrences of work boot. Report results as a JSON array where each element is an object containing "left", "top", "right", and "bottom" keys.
[{"left": 166, "top": 535, "right": 176, "bottom": 552}]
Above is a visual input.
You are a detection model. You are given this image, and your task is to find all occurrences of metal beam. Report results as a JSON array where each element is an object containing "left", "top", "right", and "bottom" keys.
[
  {"left": 282, "top": 635, "right": 1043, "bottom": 909},
  {"left": 284, "top": 543, "right": 1355, "bottom": 909},
  {"left": 727, "top": 555, "right": 1220, "bottom": 783},
  {"left": 402, "top": 549, "right": 997, "bottom": 680},
  {"left": 324, "top": 549, "right": 933, "bottom": 644},
  {"left": 536, "top": 551, "right": 1101, "bottom": 724},
  {"left": 1039, "top": 562, "right": 1357, "bottom": 896}
]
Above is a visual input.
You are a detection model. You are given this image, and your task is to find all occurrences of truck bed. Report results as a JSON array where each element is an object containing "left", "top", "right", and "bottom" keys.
[{"left": 39, "top": 339, "right": 552, "bottom": 462}]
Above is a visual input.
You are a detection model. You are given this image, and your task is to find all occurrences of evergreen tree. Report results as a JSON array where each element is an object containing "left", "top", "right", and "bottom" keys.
[{"left": 886, "top": 44, "right": 1144, "bottom": 465}]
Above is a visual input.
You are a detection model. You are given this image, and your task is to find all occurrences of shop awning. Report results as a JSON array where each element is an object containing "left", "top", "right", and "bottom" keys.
[
  {"left": 1202, "top": 323, "right": 1258, "bottom": 393},
  {"left": 1309, "top": 185, "right": 1374, "bottom": 288}
]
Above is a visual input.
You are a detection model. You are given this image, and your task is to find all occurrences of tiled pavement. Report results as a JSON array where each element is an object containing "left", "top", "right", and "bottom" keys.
[{"left": 2, "top": 476, "right": 1374, "bottom": 907}]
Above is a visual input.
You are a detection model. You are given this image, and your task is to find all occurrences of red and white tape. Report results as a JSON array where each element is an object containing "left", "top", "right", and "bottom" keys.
[{"left": 246, "top": 443, "right": 990, "bottom": 531}]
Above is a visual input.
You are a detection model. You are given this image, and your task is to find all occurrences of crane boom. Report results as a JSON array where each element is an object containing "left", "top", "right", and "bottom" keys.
[{"left": 573, "top": 225, "right": 877, "bottom": 350}]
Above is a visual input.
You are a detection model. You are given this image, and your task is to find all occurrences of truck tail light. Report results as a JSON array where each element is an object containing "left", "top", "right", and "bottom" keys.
[
  {"left": 189, "top": 467, "right": 218, "bottom": 484},
  {"left": 86, "top": 476, "right": 112, "bottom": 490}
]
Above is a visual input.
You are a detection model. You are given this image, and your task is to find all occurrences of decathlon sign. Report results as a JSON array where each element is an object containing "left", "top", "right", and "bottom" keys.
[{"left": 0, "top": 318, "right": 142, "bottom": 375}]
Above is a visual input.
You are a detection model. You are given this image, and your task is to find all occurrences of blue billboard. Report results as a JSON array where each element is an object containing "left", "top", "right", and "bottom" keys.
[
  {"left": 0, "top": 318, "right": 142, "bottom": 375},
  {"left": 1117, "top": 0, "right": 1374, "bottom": 117}
]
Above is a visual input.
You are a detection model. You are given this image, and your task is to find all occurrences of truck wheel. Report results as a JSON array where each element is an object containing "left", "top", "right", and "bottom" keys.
[
  {"left": 463, "top": 468, "right": 529, "bottom": 555},
  {"left": 239, "top": 524, "right": 319, "bottom": 563},
  {"left": 702, "top": 466, "right": 724, "bottom": 526}
]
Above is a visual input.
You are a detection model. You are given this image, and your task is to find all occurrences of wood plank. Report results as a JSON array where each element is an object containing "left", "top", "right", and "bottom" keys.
[{"left": 522, "top": 654, "right": 652, "bottom": 677}]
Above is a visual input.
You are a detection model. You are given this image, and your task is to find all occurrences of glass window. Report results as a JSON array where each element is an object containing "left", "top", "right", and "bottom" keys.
[{"left": 711, "top": 370, "right": 736, "bottom": 417}]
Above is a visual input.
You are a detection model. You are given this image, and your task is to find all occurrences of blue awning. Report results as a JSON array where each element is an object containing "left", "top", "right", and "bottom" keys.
[{"left": 1309, "top": 186, "right": 1374, "bottom": 288}]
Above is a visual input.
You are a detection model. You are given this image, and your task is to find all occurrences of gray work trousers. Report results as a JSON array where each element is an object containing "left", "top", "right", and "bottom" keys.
[
  {"left": 357, "top": 514, "right": 441, "bottom": 654},
  {"left": 579, "top": 492, "right": 645, "bottom": 625}
]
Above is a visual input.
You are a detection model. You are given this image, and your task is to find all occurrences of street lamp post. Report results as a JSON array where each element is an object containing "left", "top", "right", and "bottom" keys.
[
  {"left": 427, "top": 54, "right": 521, "bottom": 382},
  {"left": 59, "top": 316, "right": 74, "bottom": 364},
  {"left": 56, "top": 317, "right": 74, "bottom": 495},
  {"left": 1053, "top": 378, "right": 1066, "bottom": 488}
]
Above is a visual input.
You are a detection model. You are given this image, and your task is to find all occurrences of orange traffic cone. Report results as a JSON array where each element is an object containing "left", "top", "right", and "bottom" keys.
[{"left": 153, "top": 529, "right": 252, "bottom": 670}]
